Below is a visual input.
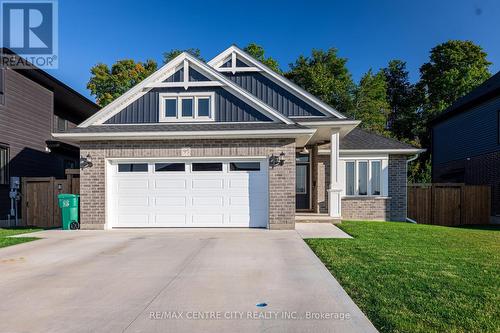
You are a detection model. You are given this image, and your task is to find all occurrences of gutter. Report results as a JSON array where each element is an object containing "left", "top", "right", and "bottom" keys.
[{"left": 405, "top": 153, "right": 422, "bottom": 224}]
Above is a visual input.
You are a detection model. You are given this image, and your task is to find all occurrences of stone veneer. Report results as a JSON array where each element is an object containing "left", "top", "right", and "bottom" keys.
[
  {"left": 79, "top": 139, "right": 296, "bottom": 230},
  {"left": 315, "top": 154, "right": 408, "bottom": 221}
]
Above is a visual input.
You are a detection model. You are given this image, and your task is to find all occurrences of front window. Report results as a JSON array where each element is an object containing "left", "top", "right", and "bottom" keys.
[
  {"left": 0, "top": 145, "right": 9, "bottom": 185},
  {"left": 344, "top": 159, "right": 384, "bottom": 196},
  {"left": 160, "top": 92, "right": 214, "bottom": 122}
]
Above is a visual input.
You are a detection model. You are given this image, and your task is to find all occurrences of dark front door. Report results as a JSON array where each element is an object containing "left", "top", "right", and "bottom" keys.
[{"left": 296, "top": 153, "right": 310, "bottom": 210}]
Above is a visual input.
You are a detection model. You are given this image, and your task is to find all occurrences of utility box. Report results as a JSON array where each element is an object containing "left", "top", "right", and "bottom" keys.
[{"left": 57, "top": 194, "right": 80, "bottom": 230}]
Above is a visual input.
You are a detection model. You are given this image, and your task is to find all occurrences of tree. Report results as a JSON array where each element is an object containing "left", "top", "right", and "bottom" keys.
[
  {"left": 286, "top": 48, "right": 355, "bottom": 114},
  {"left": 87, "top": 59, "right": 158, "bottom": 106},
  {"left": 163, "top": 48, "right": 204, "bottom": 63},
  {"left": 418, "top": 40, "right": 491, "bottom": 119},
  {"left": 243, "top": 43, "right": 282, "bottom": 73},
  {"left": 352, "top": 69, "right": 390, "bottom": 135},
  {"left": 382, "top": 60, "right": 421, "bottom": 142}
]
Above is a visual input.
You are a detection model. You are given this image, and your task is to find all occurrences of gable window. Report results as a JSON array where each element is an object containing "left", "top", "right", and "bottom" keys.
[
  {"left": 0, "top": 145, "right": 9, "bottom": 185},
  {"left": 159, "top": 92, "right": 215, "bottom": 122},
  {"left": 344, "top": 159, "right": 385, "bottom": 197}
]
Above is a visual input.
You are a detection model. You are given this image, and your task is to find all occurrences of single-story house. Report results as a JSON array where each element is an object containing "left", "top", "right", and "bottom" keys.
[
  {"left": 54, "top": 45, "right": 423, "bottom": 230},
  {"left": 431, "top": 71, "right": 500, "bottom": 221}
]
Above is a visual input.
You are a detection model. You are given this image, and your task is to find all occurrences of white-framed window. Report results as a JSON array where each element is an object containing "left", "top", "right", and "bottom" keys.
[
  {"left": 159, "top": 92, "right": 215, "bottom": 122},
  {"left": 343, "top": 159, "right": 385, "bottom": 197}
]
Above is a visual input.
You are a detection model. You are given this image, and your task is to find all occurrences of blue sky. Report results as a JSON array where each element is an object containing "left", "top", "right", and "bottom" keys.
[{"left": 49, "top": 0, "right": 500, "bottom": 101}]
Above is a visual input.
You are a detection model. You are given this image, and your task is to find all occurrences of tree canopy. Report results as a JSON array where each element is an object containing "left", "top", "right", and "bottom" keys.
[
  {"left": 243, "top": 43, "right": 281, "bottom": 73},
  {"left": 163, "top": 48, "right": 204, "bottom": 64}
]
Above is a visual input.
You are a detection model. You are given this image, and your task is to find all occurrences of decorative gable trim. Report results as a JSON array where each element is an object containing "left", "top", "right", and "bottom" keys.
[
  {"left": 208, "top": 45, "right": 347, "bottom": 119},
  {"left": 79, "top": 53, "right": 293, "bottom": 127}
]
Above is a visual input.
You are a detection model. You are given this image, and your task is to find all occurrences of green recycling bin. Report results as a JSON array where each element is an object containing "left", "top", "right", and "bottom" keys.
[{"left": 58, "top": 194, "right": 80, "bottom": 230}]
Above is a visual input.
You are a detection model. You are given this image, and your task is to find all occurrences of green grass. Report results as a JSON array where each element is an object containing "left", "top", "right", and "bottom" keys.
[
  {"left": 305, "top": 221, "right": 500, "bottom": 333},
  {"left": 0, "top": 228, "right": 41, "bottom": 248}
]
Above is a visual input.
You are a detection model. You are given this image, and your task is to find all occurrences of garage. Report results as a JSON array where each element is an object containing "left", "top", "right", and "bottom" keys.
[{"left": 107, "top": 158, "right": 269, "bottom": 228}]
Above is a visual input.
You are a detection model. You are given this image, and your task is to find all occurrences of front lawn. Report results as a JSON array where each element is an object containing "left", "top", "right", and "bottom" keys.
[
  {"left": 306, "top": 221, "right": 500, "bottom": 333},
  {"left": 0, "top": 228, "right": 41, "bottom": 248}
]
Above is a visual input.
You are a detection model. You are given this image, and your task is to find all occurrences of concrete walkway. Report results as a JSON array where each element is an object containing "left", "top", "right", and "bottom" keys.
[
  {"left": 0, "top": 229, "right": 375, "bottom": 333},
  {"left": 295, "top": 223, "right": 353, "bottom": 239}
]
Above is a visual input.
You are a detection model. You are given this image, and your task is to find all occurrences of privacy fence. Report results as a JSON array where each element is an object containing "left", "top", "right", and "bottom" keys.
[{"left": 407, "top": 183, "right": 491, "bottom": 226}]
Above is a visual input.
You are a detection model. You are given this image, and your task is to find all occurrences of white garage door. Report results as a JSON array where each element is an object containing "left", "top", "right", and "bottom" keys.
[{"left": 107, "top": 159, "right": 268, "bottom": 228}]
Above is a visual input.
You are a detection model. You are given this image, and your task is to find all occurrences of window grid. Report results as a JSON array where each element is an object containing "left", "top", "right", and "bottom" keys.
[{"left": 160, "top": 93, "right": 214, "bottom": 122}]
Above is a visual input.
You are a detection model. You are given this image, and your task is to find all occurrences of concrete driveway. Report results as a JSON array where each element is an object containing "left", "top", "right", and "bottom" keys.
[{"left": 0, "top": 229, "right": 377, "bottom": 333}]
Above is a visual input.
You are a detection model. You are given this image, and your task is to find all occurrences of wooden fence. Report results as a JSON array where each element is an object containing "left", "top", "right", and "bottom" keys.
[
  {"left": 407, "top": 183, "right": 491, "bottom": 226},
  {"left": 21, "top": 169, "right": 80, "bottom": 228}
]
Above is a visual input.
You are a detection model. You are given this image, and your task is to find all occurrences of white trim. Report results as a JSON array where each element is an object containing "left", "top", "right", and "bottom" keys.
[
  {"left": 158, "top": 92, "right": 215, "bottom": 122},
  {"left": 319, "top": 148, "right": 426, "bottom": 155},
  {"left": 146, "top": 81, "right": 224, "bottom": 88},
  {"left": 52, "top": 128, "right": 316, "bottom": 141},
  {"left": 217, "top": 67, "right": 261, "bottom": 73},
  {"left": 79, "top": 52, "right": 294, "bottom": 127},
  {"left": 339, "top": 154, "right": 389, "bottom": 197},
  {"left": 209, "top": 45, "right": 346, "bottom": 119},
  {"left": 297, "top": 120, "right": 360, "bottom": 126}
]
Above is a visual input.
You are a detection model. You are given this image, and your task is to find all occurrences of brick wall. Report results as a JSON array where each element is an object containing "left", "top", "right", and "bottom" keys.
[
  {"left": 435, "top": 151, "right": 500, "bottom": 216},
  {"left": 315, "top": 153, "right": 408, "bottom": 221},
  {"left": 80, "top": 139, "right": 296, "bottom": 230}
]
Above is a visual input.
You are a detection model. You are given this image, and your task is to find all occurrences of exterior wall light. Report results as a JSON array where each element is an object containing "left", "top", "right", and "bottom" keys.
[
  {"left": 269, "top": 152, "right": 286, "bottom": 168},
  {"left": 80, "top": 154, "right": 93, "bottom": 169}
]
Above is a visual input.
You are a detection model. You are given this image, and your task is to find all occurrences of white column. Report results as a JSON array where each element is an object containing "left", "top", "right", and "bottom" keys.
[{"left": 328, "top": 130, "right": 342, "bottom": 218}]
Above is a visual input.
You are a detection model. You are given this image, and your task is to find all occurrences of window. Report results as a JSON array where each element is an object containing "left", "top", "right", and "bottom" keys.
[
  {"left": 159, "top": 93, "right": 214, "bottom": 122},
  {"left": 296, "top": 164, "right": 307, "bottom": 194},
  {"left": 0, "top": 68, "right": 4, "bottom": 105},
  {"left": 345, "top": 161, "right": 355, "bottom": 195},
  {"left": 155, "top": 163, "right": 185, "bottom": 172},
  {"left": 371, "top": 161, "right": 381, "bottom": 195},
  {"left": 344, "top": 159, "right": 384, "bottom": 196},
  {"left": 56, "top": 115, "right": 68, "bottom": 132},
  {"left": 0, "top": 145, "right": 9, "bottom": 185},
  {"left": 230, "top": 162, "right": 260, "bottom": 171},
  {"left": 192, "top": 163, "right": 222, "bottom": 172},
  {"left": 118, "top": 163, "right": 148, "bottom": 172},
  {"left": 358, "top": 161, "right": 368, "bottom": 195}
]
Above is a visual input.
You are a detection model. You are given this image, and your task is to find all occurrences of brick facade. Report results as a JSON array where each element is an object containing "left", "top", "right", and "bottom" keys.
[
  {"left": 434, "top": 150, "right": 500, "bottom": 216},
  {"left": 80, "top": 139, "right": 296, "bottom": 230},
  {"left": 314, "top": 153, "right": 408, "bottom": 221}
]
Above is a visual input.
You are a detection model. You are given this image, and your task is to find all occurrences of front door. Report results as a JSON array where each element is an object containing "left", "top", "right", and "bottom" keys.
[{"left": 296, "top": 153, "right": 310, "bottom": 210}]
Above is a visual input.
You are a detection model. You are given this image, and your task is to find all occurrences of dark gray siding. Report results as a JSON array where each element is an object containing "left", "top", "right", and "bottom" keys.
[
  {"left": 224, "top": 72, "right": 325, "bottom": 117},
  {"left": 104, "top": 87, "right": 272, "bottom": 124},
  {"left": 164, "top": 66, "right": 210, "bottom": 82},
  {"left": 433, "top": 95, "right": 500, "bottom": 164}
]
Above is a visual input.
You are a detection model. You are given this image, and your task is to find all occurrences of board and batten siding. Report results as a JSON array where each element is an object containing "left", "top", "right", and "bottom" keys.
[
  {"left": 223, "top": 72, "right": 325, "bottom": 117},
  {"left": 104, "top": 87, "right": 272, "bottom": 124},
  {"left": 433, "top": 95, "right": 500, "bottom": 164}
]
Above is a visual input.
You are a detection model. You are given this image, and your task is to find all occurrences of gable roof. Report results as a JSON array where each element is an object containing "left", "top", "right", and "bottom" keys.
[
  {"left": 208, "top": 45, "right": 347, "bottom": 119},
  {"left": 78, "top": 52, "right": 294, "bottom": 127},
  {"left": 431, "top": 71, "right": 500, "bottom": 125}
]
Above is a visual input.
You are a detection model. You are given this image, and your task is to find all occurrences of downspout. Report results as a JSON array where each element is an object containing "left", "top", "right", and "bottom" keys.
[{"left": 406, "top": 153, "right": 420, "bottom": 223}]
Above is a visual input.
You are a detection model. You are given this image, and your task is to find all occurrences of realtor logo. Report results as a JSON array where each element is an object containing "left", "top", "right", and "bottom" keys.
[{"left": 0, "top": 0, "right": 58, "bottom": 68}]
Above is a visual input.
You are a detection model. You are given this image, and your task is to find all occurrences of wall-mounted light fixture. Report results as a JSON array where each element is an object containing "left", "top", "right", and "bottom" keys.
[
  {"left": 80, "top": 154, "right": 93, "bottom": 169},
  {"left": 269, "top": 152, "right": 286, "bottom": 168}
]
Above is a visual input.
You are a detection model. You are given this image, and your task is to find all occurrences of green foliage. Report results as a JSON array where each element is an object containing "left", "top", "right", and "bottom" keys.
[
  {"left": 286, "top": 48, "right": 356, "bottom": 114},
  {"left": 87, "top": 59, "right": 158, "bottom": 106},
  {"left": 243, "top": 43, "right": 282, "bottom": 73},
  {"left": 408, "top": 156, "right": 432, "bottom": 183},
  {"left": 306, "top": 221, "right": 500, "bottom": 333},
  {"left": 352, "top": 69, "right": 390, "bottom": 135},
  {"left": 162, "top": 48, "right": 204, "bottom": 64},
  {"left": 418, "top": 40, "right": 491, "bottom": 119},
  {"left": 0, "top": 228, "right": 41, "bottom": 248},
  {"left": 382, "top": 60, "right": 421, "bottom": 142}
]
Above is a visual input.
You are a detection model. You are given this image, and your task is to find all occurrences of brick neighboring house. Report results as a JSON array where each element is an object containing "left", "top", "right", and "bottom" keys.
[
  {"left": 0, "top": 49, "right": 99, "bottom": 225},
  {"left": 54, "top": 46, "right": 423, "bottom": 230},
  {"left": 431, "top": 71, "right": 500, "bottom": 222}
]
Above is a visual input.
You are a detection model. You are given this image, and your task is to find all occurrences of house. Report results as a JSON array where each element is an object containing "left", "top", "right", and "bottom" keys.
[
  {"left": 431, "top": 71, "right": 500, "bottom": 221},
  {"left": 0, "top": 49, "right": 99, "bottom": 225},
  {"left": 53, "top": 45, "right": 423, "bottom": 230}
]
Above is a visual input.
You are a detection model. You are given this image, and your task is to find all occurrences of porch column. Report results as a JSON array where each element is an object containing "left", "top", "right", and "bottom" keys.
[{"left": 328, "top": 130, "right": 342, "bottom": 218}]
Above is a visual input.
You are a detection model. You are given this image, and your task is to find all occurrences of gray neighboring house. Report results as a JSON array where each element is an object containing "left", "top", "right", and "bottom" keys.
[
  {"left": 0, "top": 49, "right": 99, "bottom": 225},
  {"left": 54, "top": 45, "right": 423, "bottom": 230},
  {"left": 431, "top": 71, "right": 500, "bottom": 221}
]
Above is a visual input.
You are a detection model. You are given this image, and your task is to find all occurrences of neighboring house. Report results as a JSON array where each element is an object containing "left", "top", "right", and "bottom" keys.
[
  {"left": 54, "top": 45, "right": 423, "bottom": 230},
  {"left": 0, "top": 49, "right": 99, "bottom": 224},
  {"left": 431, "top": 71, "right": 500, "bottom": 220}
]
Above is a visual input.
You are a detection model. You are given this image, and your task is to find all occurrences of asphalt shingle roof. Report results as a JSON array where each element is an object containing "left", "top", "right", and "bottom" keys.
[{"left": 326, "top": 128, "right": 418, "bottom": 150}]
